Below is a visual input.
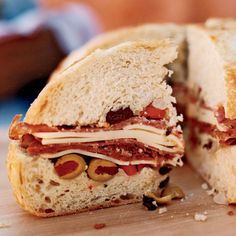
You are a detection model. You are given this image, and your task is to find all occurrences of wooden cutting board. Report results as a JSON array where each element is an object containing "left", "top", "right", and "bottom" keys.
[{"left": 1, "top": 134, "right": 236, "bottom": 236}]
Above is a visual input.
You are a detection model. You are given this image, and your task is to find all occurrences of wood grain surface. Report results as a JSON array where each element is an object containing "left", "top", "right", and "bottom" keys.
[{"left": 0, "top": 129, "right": 236, "bottom": 236}]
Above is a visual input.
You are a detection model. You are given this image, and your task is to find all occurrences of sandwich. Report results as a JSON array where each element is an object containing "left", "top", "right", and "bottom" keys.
[
  {"left": 7, "top": 40, "right": 184, "bottom": 217},
  {"left": 186, "top": 18, "right": 236, "bottom": 203}
]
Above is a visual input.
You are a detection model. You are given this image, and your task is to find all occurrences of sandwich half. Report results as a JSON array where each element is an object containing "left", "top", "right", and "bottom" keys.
[
  {"left": 186, "top": 18, "right": 236, "bottom": 203},
  {"left": 8, "top": 40, "right": 184, "bottom": 217}
]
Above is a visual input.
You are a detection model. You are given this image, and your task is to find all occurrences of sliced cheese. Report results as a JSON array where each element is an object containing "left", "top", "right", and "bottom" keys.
[
  {"left": 33, "top": 124, "right": 183, "bottom": 153},
  {"left": 33, "top": 124, "right": 166, "bottom": 138},
  {"left": 39, "top": 148, "right": 181, "bottom": 167},
  {"left": 187, "top": 103, "right": 227, "bottom": 131},
  {"left": 187, "top": 103, "right": 216, "bottom": 125},
  {"left": 124, "top": 124, "right": 166, "bottom": 135},
  {"left": 39, "top": 130, "right": 172, "bottom": 145}
]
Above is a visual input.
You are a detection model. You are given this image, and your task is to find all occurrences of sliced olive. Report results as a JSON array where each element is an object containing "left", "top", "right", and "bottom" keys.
[
  {"left": 144, "top": 192, "right": 172, "bottom": 205},
  {"left": 143, "top": 195, "right": 157, "bottom": 211},
  {"left": 54, "top": 154, "right": 86, "bottom": 179},
  {"left": 87, "top": 159, "right": 118, "bottom": 182},
  {"left": 161, "top": 186, "right": 185, "bottom": 199}
]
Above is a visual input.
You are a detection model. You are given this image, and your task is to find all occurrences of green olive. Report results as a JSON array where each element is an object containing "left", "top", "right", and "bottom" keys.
[
  {"left": 145, "top": 192, "right": 172, "bottom": 205},
  {"left": 161, "top": 186, "right": 185, "bottom": 199},
  {"left": 87, "top": 159, "right": 118, "bottom": 182},
  {"left": 54, "top": 154, "right": 86, "bottom": 179}
]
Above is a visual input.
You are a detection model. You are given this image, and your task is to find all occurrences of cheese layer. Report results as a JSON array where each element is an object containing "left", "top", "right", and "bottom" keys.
[
  {"left": 33, "top": 124, "right": 183, "bottom": 153},
  {"left": 39, "top": 148, "right": 183, "bottom": 167}
]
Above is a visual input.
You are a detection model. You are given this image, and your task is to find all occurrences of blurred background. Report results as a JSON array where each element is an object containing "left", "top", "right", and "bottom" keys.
[{"left": 1, "top": 0, "right": 236, "bottom": 128}]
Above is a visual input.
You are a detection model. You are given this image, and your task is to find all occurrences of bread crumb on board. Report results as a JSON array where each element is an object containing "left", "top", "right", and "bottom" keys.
[
  {"left": 206, "top": 188, "right": 215, "bottom": 196},
  {"left": 194, "top": 213, "right": 207, "bottom": 222},
  {"left": 158, "top": 207, "right": 167, "bottom": 214},
  {"left": 0, "top": 223, "right": 10, "bottom": 229},
  {"left": 201, "top": 183, "right": 208, "bottom": 190},
  {"left": 213, "top": 192, "right": 228, "bottom": 205}
]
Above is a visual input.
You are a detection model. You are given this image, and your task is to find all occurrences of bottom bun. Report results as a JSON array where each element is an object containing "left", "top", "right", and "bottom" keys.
[
  {"left": 186, "top": 133, "right": 236, "bottom": 203},
  {"left": 7, "top": 141, "right": 167, "bottom": 217}
]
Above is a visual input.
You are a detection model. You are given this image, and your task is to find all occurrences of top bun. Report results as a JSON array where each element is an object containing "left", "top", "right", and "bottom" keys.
[
  {"left": 57, "top": 23, "right": 185, "bottom": 71},
  {"left": 25, "top": 40, "right": 178, "bottom": 126}
]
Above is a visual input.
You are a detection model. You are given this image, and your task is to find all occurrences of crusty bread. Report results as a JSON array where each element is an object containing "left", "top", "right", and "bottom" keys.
[
  {"left": 186, "top": 18, "right": 236, "bottom": 203},
  {"left": 7, "top": 141, "right": 167, "bottom": 217},
  {"left": 51, "top": 23, "right": 186, "bottom": 83},
  {"left": 25, "top": 40, "right": 179, "bottom": 127},
  {"left": 187, "top": 20, "right": 236, "bottom": 119},
  {"left": 185, "top": 133, "right": 236, "bottom": 203}
]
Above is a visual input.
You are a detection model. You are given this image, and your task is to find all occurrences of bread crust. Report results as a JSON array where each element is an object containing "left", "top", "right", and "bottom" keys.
[
  {"left": 188, "top": 22, "right": 236, "bottom": 119},
  {"left": 7, "top": 141, "right": 167, "bottom": 217},
  {"left": 225, "top": 62, "right": 236, "bottom": 119},
  {"left": 51, "top": 23, "right": 186, "bottom": 80},
  {"left": 186, "top": 134, "right": 236, "bottom": 203}
]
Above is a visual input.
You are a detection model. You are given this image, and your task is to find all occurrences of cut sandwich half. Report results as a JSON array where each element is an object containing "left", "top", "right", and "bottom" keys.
[
  {"left": 186, "top": 18, "right": 236, "bottom": 203},
  {"left": 8, "top": 40, "right": 184, "bottom": 217}
]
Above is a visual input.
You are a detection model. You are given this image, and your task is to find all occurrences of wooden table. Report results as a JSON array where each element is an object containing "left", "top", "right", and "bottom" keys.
[{"left": 1, "top": 129, "right": 236, "bottom": 236}]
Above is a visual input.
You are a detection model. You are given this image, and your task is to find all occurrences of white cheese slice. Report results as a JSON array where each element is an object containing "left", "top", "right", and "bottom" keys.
[
  {"left": 124, "top": 124, "right": 166, "bottom": 135},
  {"left": 38, "top": 148, "right": 181, "bottom": 167},
  {"left": 39, "top": 148, "right": 155, "bottom": 165},
  {"left": 39, "top": 130, "right": 172, "bottom": 146},
  {"left": 33, "top": 124, "right": 166, "bottom": 138},
  {"left": 187, "top": 103, "right": 227, "bottom": 131},
  {"left": 33, "top": 124, "right": 183, "bottom": 153},
  {"left": 187, "top": 103, "right": 216, "bottom": 125}
]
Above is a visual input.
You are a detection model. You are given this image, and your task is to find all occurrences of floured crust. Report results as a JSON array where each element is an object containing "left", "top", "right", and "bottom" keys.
[{"left": 7, "top": 141, "right": 167, "bottom": 217}]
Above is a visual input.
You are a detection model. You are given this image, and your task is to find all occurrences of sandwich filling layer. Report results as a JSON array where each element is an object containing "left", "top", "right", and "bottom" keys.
[
  {"left": 9, "top": 104, "right": 184, "bottom": 168},
  {"left": 186, "top": 86, "right": 236, "bottom": 147}
]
